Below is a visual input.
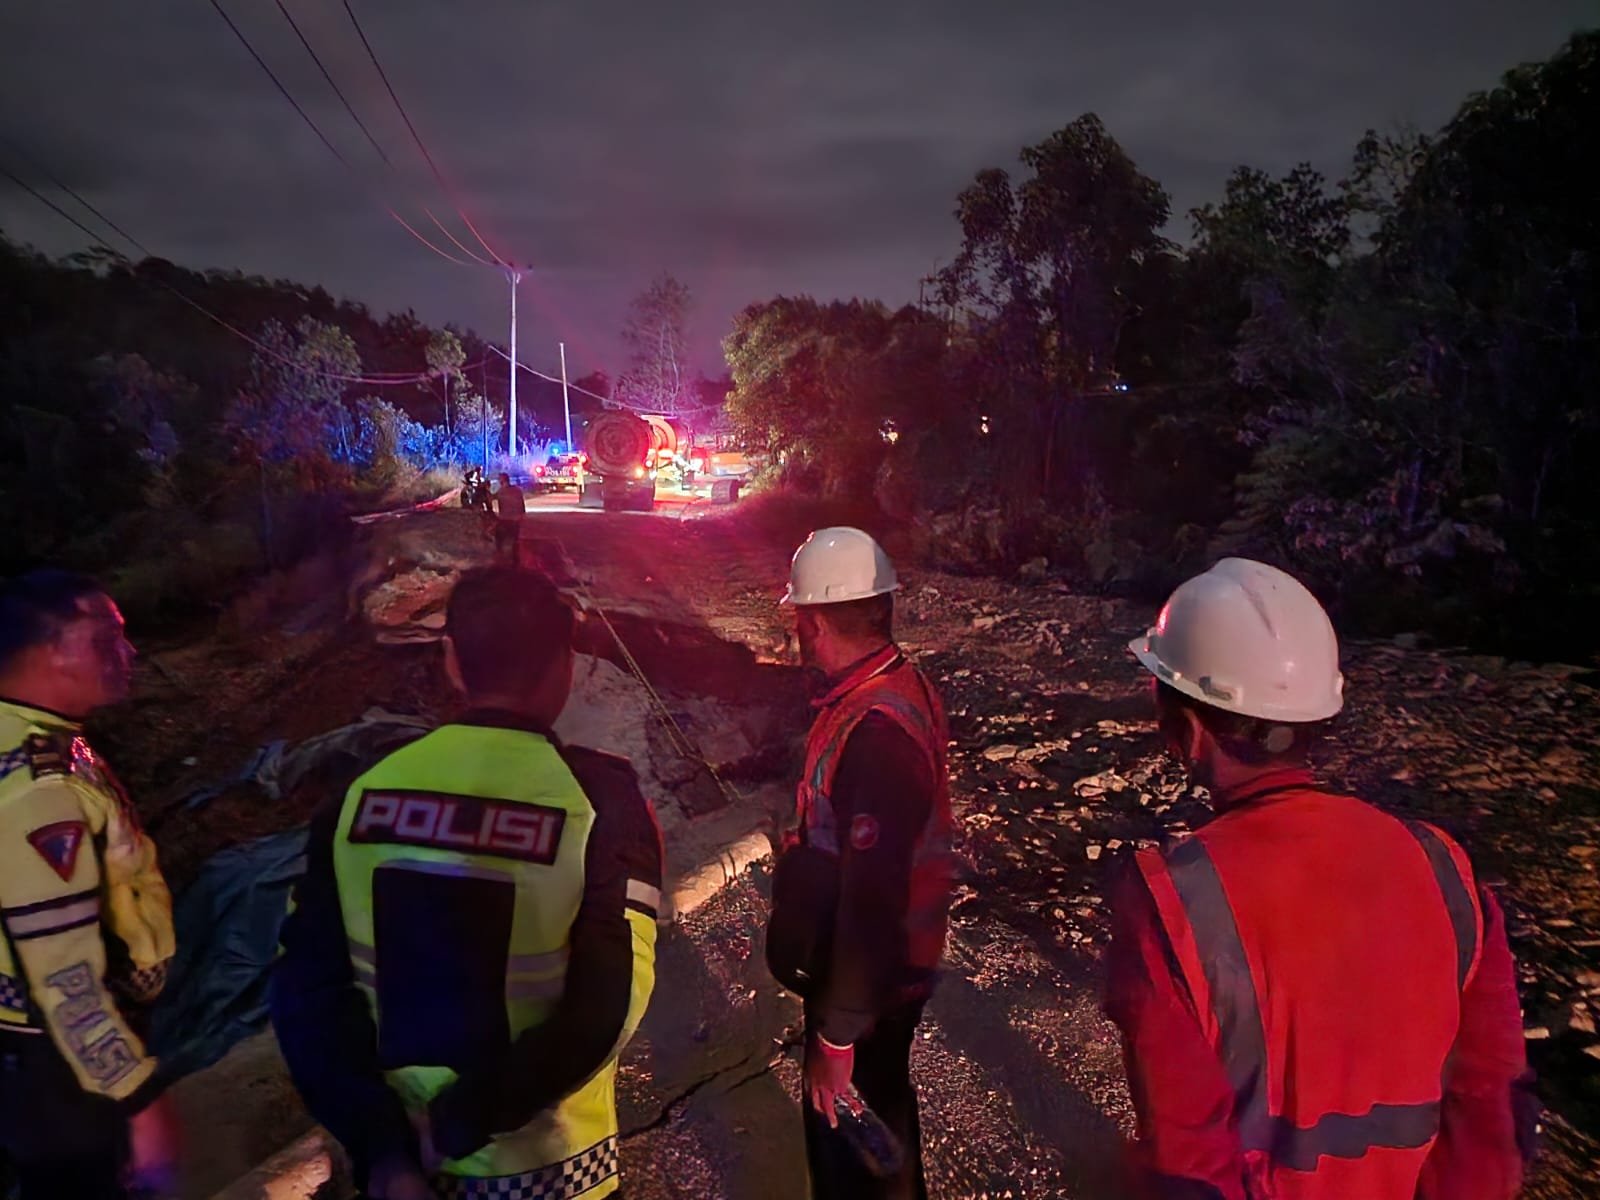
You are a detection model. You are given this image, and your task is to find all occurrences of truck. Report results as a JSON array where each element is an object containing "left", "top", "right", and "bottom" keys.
[{"left": 578, "top": 410, "right": 677, "bottom": 512}]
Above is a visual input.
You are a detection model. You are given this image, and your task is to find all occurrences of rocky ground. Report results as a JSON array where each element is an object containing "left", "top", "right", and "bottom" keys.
[{"left": 86, "top": 503, "right": 1600, "bottom": 1197}]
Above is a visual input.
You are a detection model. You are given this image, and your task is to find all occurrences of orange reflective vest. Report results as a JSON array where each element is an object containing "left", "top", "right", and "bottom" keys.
[
  {"left": 1132, "top": 776, "right": 1485, "bottom": 1198},
  {"left": 796, "top": 647, "right": 955, "bottom": 972}
]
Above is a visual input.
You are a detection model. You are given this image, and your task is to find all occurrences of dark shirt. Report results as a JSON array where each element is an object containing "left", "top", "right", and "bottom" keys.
[
  {"left": 494, "top": 484, "right": 526, "bottom": 519},
  {"left": 813, "top": 711, "right": 936, "bottom": 1046}
]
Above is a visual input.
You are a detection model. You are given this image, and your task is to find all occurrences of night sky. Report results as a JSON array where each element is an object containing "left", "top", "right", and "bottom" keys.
[{"left": 0, "top": 1, "right": 1588, "bottom": 375}]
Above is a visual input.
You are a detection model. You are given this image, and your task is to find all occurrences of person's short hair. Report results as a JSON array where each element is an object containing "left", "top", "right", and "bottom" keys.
[
  {"left": 812, "top": 592, "right": 894, "bottom": 643},
  {"left": 1154, "top": 680, "right": 1319, "bottom": 765},
  {"left": 445, "top": 566, "right": 574, "bottom": 696},
  {"left": 0, "top": 570, "right": 106, "bottom": 675},
  {"left": 497, "top": 472, "right": 511, "bottom": 483}
]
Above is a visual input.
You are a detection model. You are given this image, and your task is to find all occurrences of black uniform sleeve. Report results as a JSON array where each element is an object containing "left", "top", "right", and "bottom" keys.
[
  {"left": 430, "top": 748, "right": 664, "bottom": 1160},
  {"left": 816, "top": 713, "right": 935, "bottom": 1046},
  {"left": 268, "top": 797, "right": 417, "bottom": 1177}
]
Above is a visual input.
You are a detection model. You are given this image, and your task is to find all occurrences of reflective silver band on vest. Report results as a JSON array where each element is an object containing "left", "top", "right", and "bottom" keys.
[
  {"left": 1402, "top": 821, "right": 1477, "bottom": 988},
  {"left": 431, "top": 1134, "right": 618, "bottom": 1199},
  {"left": 1164, "top": 834, "right": 1463, "bottom": 1168}
]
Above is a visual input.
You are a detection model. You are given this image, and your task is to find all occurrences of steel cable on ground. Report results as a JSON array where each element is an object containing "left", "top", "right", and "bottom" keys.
[{"left": 554, "top": 538, "right": 743, "bottom": 813}]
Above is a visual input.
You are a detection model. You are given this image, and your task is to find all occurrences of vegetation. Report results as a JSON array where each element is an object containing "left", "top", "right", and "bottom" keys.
[{"left": 724, "top": 31, "right": 1600, "bottom": 655}]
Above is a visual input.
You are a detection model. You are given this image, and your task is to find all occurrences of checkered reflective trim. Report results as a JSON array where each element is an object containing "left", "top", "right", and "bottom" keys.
[
  {"left": 0, "top": 972, "right": 27, "bottom": 1013},
  {"left": 0, "top": 747, "right": 27, "bottom": 783},
  {"left": 433, "top": 1137, "right": 619, "bottom": 1199}
]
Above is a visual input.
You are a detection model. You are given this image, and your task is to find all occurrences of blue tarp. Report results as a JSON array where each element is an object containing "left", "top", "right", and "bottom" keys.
[{"left": 147, "top": 826, "right": 308, "bottom": 1085}]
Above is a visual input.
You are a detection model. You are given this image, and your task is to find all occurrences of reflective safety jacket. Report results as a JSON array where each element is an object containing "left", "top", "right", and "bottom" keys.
[
  {"left": 0, "top": 697, "right": 174, "bottom": 1103},
  {"left": 782, "top": 646, "right": 955, "bottom": 1041},
  {"left": 1106, "top": 769, "right": 1531, "bottom": 1200},
  {"left": 271, "top": 710, "right": 662, "bottom": 1200}
]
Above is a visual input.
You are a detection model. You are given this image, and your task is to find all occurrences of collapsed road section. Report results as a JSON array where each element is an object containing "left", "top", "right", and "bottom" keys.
[{"left": 142, "top": 515, "right": 814, "bottom": 1199}]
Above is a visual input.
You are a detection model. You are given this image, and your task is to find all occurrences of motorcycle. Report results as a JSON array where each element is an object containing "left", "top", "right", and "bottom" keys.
[{"left": 460, "top": 470, "right": 491, "bottom": 510}]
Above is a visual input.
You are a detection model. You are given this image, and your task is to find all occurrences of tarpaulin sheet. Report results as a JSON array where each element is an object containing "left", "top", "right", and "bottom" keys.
[{"left": 146, "top": 826, "right": 308, "bottom": 1086}]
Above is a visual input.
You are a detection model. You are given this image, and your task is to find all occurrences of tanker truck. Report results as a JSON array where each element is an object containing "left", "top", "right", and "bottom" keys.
[{"left": 578, "top": 410, "right": 678, "bottom": 512}]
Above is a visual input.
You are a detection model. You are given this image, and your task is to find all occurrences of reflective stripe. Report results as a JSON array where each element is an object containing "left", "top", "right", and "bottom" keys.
[
  {"left": 1266, "top": 1101, "right": 1441, "bottom": 1171},
  {"left": 435, "top": 1134, "right": 618, "bottom": 1199},
  {"left": 1165, "top": 836, "right": 1273, "bottom": 1151},
  {"left": 1403, "top": 822, "right": 1477, "bottom": 990},
  {"left": 507, "top": 948, "right": 568, "bottom": 974},
  {"left": 1164, "top": 831, "right": 1458, "bottom": 1169},
  {"left": 376, "top": 858, "right": 514, "bottom": 885},
  {"left": 626, "top": 879, "right": 661, "bottom": 912},
  {"left": 348, "top": 940, "right": 376, "bottom": 965},
  {"left": 507, "top": 976, "right": 566, "bottom": 1002},
  {"left": 3, "top": 894, "right": 101, "bottom": 939}
]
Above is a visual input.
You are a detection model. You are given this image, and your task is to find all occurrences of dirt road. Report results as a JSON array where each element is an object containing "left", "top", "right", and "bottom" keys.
[{"left": 99, "top": 503, "right": 1598, "bottom": 1197}]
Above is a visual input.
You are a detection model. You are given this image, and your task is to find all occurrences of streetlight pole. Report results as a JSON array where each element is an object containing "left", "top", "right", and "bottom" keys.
[
  {"left": 559, "top": 340, "right": 573, "bottom": 453},
  {"left": 506, "top": 266, "right": 522, "bottom": 463}
]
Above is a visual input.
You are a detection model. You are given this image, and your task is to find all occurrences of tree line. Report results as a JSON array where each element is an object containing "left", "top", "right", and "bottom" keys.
[{"left": 724, "top": 31, "right": 1598, "bottom": 655}]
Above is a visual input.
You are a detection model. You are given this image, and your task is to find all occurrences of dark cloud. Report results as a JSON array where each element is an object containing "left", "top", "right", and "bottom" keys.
[{"left": 0, "top": 0, "right": 1588, "bottom": 371}]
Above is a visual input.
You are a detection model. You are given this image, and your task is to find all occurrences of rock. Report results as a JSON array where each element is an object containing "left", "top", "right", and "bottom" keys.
[
  {"left": 1585, "top": 1044, "right": 1600, "bottom": 1063},
  {"left": 982, "top": 744, "right": 1021, "bottom": 763},
  {"left": 1524, "top": 1026, "right": 1551, "bottom": 1040},
  {"left": 972, "top": 615, "right": 1000, "bottom": 632},
  {"left": 1085, "top": 844, "right": 1103, "bottom": 861},
  {"left": 1017, "top": 557, "right": 1050, "bottom": 584}
]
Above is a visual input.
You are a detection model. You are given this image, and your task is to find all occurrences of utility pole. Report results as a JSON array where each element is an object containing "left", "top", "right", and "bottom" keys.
[
  {"left": 506, "top": 266, "right": 522, "bottom": 462},
  {"left": 558, "top": 340, "right": 573, "bottom": 453}
]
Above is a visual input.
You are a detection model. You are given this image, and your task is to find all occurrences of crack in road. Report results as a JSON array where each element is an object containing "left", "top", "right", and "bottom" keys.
[{"left": 621, "top": 1027, "right": 804, "bottom": 1140}]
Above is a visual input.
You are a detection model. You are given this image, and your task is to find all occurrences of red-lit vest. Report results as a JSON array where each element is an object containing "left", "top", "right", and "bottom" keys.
[
  {"left": 796, "top": 647, "right": 955, "bottom": 973},
  {"left": 1134, "top": 776, "right": 1484, "bottom": 1199}
]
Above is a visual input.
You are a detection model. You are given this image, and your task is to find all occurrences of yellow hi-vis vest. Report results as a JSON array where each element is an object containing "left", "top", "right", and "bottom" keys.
[
  {"left": 332, "top": 723, "right": 621, "bottom": 1192},
  {"left": 0, "top": 698, "right": 174, "bottom": 1100}
]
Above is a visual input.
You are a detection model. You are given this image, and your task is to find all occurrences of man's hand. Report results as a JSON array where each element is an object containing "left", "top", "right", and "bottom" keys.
[
  {"left": 366, "top": 1154, "right": 430, "bottom": 1200},
  {"left": 127, "top": 1093, "right": 182, "bottom": 1196},
  {"left": 805, "top": 1034, "right": 862, "bottom": 1129}
]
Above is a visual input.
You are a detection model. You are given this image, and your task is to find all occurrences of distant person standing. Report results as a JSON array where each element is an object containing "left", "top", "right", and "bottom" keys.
[
  {"left": 0, "top": 570, "right": 180, "bottom": 1199},
  {"left": 765, "top": 528, "right": 956, "bottom": 1200},
  {"left": 1107, "top": 558, "right": 1535, "bottom": 1199},
  {"left": 491, "top": 472, "right": 526, "bottom": 565}
]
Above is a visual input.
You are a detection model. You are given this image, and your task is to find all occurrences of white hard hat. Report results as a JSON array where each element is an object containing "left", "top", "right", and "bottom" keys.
[
  {"left": 1128, "top": 558, "right": 1344, "bottom": 722},
  {"left": 781, "top": 527, "right": 899, "bottom": 606}
]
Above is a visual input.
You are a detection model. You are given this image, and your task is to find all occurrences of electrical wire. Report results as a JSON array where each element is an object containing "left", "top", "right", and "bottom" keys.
[
  {"left": 272, "top": 0, "right": 391, "bottom": 168},
  {"left": 269, "top": 0, "right": 495, "bottom": 268},
  {"left": 0, "top": 158, "right": 438, "bottom": 386},
  {"left": 206, "top": 0, "right": 475, "bottom": 268},
  {"left": 486, "top": 344, "right": 612, "bottom": 405},
  {"left": 340, "top": 0, "right": 507, "bottom": 266}
]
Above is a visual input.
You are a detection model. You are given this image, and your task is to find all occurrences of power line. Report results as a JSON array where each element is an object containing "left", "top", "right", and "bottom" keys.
[
  {"left": 486, "top": 344, "right": 611, "bottom": 404},
  {"left": 272, "top": 0, "right": 391, "bottom": 167},
  {"left": 0, "top": 158, "right": 437, "bottom": 387},
  {"left": 206, "top": 0, "right": 475, "bottom": 268},
  {"left": 341, "top": 0, "right": 507, "bottom": 266},
  {"left": 0, "top": 137, "right": 152, "bottom": 258},
  {"left": 267, "top": 0, "right": 493, "bottom": 269}
]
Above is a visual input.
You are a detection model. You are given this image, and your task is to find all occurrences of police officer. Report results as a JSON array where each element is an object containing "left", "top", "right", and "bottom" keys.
[
  {"left": 0, "top": 570, "right": 179, "bottom": 1199},
  {"left": 271, "top": 565, "right": 663, "bottom": 1200},
  {"left": 1108, "top": 558, "right": 1534, "bottom": 1199},
  {"left": 765, "top": 528, "right": 955, "bottom": 1200}
]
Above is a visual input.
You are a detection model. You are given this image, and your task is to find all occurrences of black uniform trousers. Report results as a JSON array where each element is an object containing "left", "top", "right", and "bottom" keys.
[
  {"left": 802, "top": 999, "right": 928, "bottom": 1200},
  {"left": 0, "top": 1031, "right": 130, "bottom": 1199}
]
